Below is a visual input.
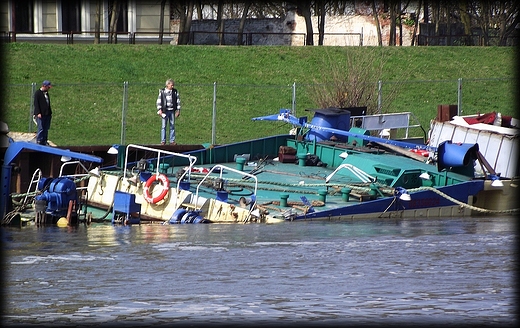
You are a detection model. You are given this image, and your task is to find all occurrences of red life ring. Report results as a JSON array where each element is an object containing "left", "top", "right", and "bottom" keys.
[{"left": 143, "top": 174, "right": 170, "bottom": 204}]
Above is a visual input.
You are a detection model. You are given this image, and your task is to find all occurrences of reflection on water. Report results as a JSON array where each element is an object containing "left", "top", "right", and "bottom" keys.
[{"left": 2, "top": 217, "right": 517, "bottom": 326}]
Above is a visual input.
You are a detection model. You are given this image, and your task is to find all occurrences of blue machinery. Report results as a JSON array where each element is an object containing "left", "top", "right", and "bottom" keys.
[
  {"left": 33, "top": 177, "right": 80, "bottom": 219},
  {"left": 252, "top": 109, "right": 502, "bottom": 181},
  {"left": 252, "top": 109, "right": 437, "bottom": 152},
  {"left": 1, "top": 141, "right": 103, "bottom": 224}
]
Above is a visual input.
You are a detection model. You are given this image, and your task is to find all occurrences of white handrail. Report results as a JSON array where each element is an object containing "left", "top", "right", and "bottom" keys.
[
  {"left": 326, "top": 163, "right": 375, "bottom": 184},
  {"left": 194, "top": 164, "right": 258, "bottom": 216}
]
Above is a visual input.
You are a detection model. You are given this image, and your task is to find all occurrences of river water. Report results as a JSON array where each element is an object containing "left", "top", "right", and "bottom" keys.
[{"left": 2, "top": 216, "right": 517, "bottom": 327}]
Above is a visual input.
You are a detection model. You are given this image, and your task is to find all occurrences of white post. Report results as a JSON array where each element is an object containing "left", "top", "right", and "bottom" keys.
[
  {"left": 121, "top": 81, "right": 128, "bottom": 145},
  {"left": 377, "top": 80, "right": 382, "bottom": 114},
  {"left": 30, "top": 82, "right": 36, "bottom": 132},
  {"left": 212, "top": 82, "right": 217, "bottom": 145},
  {"left": 292, "top": 82, "right": 296, "bottom": 116},
  {"left": 457, "top": 78, "right": 462, "bottom": 115}
]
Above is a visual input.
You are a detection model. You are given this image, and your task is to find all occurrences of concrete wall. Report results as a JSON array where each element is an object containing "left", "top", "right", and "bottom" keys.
[{"left": 177, "top": 10, "right": 415, "bottom": 46}]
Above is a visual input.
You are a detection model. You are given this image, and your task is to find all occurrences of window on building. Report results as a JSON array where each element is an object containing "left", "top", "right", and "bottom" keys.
[
  {"left": 13, "top": 0, "right": 33, "bottom": 33},
  {"left": 62, "top": 2, "right": 81, "bottom": 32}
]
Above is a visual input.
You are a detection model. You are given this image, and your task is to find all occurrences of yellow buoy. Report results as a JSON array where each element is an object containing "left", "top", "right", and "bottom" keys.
[{"left": 57, "top": 217, "right": 68, "bottom": 227}]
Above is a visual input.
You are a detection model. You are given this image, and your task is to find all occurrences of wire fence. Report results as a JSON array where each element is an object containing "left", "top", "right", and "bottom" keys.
[{"left": 3, "top": 77, "right": 515, "bottom": 146}]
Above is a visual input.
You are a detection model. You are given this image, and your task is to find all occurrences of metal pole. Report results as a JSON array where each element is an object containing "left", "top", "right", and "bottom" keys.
[
  {"left": 29, "top": 82, "right": 36, "bottom": 132},
  {"left": 377, "top": 80, "right": 382, "bottom": 114},
  {"left": 212, "top": 82, "right": 217, "bottom": 145},
  {"left": 292, "top": 82, "right": 296, "bottom": 115},
  {"left": 121, "top": 81, "right": 128, "bottom": 145},
  {"left": 457, "top": 78, "right": 462, "bottom": 115}
]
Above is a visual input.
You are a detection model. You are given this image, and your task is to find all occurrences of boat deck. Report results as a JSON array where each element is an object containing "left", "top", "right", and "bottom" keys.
[{"left": 149, "top": 156, "right": 393, "bottom": 221}]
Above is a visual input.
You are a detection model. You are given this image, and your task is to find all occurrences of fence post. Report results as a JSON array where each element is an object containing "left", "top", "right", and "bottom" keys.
[
  {"left": 292, "top": 82, "right": 296, "bottom": 116},
  {"left": 377, "top": 80, "right": 382, "bottom": 114},
  {"left": 29, "top": 82, "right": 36, "bottom": 132},
  {"left": 212, "top": 82, "right": 217, "bottom": 145},
  {"left": 121, "top": 81, "right": 128, "bottom": 145},
  {"left": 457, "top": 78, "right": 462, "bottom": 115}
]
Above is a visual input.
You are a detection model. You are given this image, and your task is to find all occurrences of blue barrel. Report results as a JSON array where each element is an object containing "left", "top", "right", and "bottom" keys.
[
  {"left": 307, "top": 113, "right": 334, "bottom": 142},
  {"left": 437, "top": 141, "right": 479, "bottom": 172},
  {"left": 169, "top": 208, "right": 187, "bottom": 224},
  {"left": 179, "top": 181, "right": 190, "bottom": 191},
  {"left": 216, "top": 190, "right": 228, "bottom": 202},
  {"left": 192, "top": 216, "right": 207, "bottom": 223},
  {"left": 306, "top": 108, "right": 351, "bottom": 142},
  {"left": 180, "top": 211, "right": 202, "bottom": 223}
]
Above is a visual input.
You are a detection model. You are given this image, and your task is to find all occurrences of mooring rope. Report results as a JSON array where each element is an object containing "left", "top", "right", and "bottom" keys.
[
  {"left": 191, "top": 173, "right": 389, "bottom": 195},
  {"left": 407, "top": 186, "right": 520, "bottom": 215},
  {"left": 6, "top": 170, "right": 516, "bottom": 225}
]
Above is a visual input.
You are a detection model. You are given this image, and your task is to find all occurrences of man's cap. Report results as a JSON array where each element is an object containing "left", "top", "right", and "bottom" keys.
[{"left": 43, "top": 80, "right": 52, "bottom": 86}]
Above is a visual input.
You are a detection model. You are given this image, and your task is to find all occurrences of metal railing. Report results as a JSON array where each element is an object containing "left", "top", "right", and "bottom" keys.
[
  {"left": 0, "top": 30, "right": 361, "bottom": 46},
  {"left": 4, "top": 77, "right": 514, "bottom": 147}
]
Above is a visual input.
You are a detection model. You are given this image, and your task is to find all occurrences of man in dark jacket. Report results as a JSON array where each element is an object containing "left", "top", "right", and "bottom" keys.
[{"left": 33, "top": 80, "right": 52, "bottom": 145}]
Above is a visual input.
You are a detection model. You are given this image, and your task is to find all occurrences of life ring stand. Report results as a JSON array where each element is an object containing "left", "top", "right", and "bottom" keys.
[{"left": 143, "top": 173, "right": 170, "bottom": 204}]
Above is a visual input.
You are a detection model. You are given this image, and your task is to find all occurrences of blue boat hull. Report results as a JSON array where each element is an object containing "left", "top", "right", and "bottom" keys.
[{"left": 293, "top": 180, "right": 485, "bottom": 221}]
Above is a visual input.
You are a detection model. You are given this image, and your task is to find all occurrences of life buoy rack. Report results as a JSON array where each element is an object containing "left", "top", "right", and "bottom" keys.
[{"left": 143, "top": 173, "right": 170, "bottom": 204}]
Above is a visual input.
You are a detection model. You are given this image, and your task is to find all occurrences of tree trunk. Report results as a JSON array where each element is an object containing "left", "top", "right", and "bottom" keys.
[
  {"left": 433, "top": 2, "right": 439, "bottom": 38},
  {"left": 94, "top": 0, "right": 101, "bottom": 44},
  {"left": 159, "top": 0, "right": 166, "bottom": 44},
  {"left": 299, "top": 2, "right": 314, "bottom": 45},
  {"left": 389, "top": 1, "right": 396, "bottom": 46},
  {"left": 411, "top": 0, "right": 422, "bottom": 46},
  {"left": 317, "top": 1, "right": 326, "bottom": 45},
  {"left": 423, "top": 0, "right": 429, "bottom": 23},
  {"left": 216, "top": 0, "right": 225, "bottom": 45},
  {"left": 109, "top": 0, "right": 119, "bottom": 44},
  {"left": 184, "top": 1, "right": 194, "bottom": 44},
  {"left": 196, "top": 0, "right": 202, "bottom": 20},
  {"left": 174, "top": 1, "right": 193, "bottom": 45},
  {"left": 459, "top": 0, "right": 472, "bottom": 45},
  {"left": 372, "top": 0, "right": 382, "bottom": 46},
  {"left": 237, "top": 0, "right": 251, "bottom": 45},
  {"left": 448, "top": 3, "right": 453, "bottom": 46},
  {"left": 397, "top": 1, "right": 402, "bottom": 46}
]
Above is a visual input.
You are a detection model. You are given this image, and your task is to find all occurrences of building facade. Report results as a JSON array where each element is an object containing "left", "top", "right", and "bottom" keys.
[{"left": 1, "top": 0, "right": 168, "bottom": 42}]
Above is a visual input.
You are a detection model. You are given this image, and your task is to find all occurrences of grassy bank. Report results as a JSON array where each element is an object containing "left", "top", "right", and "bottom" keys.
[{"left": 3, "top": 43, "right": 517, "bottom": 146}]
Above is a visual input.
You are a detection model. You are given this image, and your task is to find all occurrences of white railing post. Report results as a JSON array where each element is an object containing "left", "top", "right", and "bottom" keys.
[
  {"left": 29, "top": 82, "right": 36, "bottom": 132},
  {"left": 377, "top": 80, "right": 383, "bottom": 114},
  {"left": 121, "top": 81, "right": 128, "bottom": 145},
  {"left": 292, "top": 82, "right": 296, "bottom": 116},
  {"left": 457, "top": 78, "right": 462, "bottom": 115},
  {"left": 212, "top": 82, "right": 217, "bottom": 145}
]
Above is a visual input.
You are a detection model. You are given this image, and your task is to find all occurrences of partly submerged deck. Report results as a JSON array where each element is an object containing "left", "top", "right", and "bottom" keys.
[{"left": 85, "top": 136, "right": 495, "bottom": 224}]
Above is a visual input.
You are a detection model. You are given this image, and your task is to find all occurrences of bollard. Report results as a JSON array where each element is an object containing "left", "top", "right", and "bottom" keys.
[
  {"left": 369, "top": 183, "right": 379, "bottom": 199},
  {"left": 341, "top": 187, "right": 352, "bottom": 202},
  {"left": 236, "top": 156, "right": 247, "bottom": 171},
  {"left": 280, "top": 193, "right": 290, "bottom": 207},
  {"left": 318, "top": 189, "right": 328, "bottom": 203},
  {"left": 297, "top": 153, "right": 307, "bottom": 166}
]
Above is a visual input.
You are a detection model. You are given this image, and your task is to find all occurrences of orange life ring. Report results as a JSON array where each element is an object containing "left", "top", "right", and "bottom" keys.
[{"left": 143, "top": 174, "right": 170, "bottom": 204}]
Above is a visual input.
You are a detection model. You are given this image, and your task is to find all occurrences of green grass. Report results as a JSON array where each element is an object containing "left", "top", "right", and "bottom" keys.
[{"left": 3, "top": 43, "right": 517, "bottom": 146}]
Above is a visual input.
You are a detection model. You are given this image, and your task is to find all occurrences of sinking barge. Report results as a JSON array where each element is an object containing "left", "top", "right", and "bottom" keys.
[{"left": 2, "top": 108, "right": 518, "bottom": 226}]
